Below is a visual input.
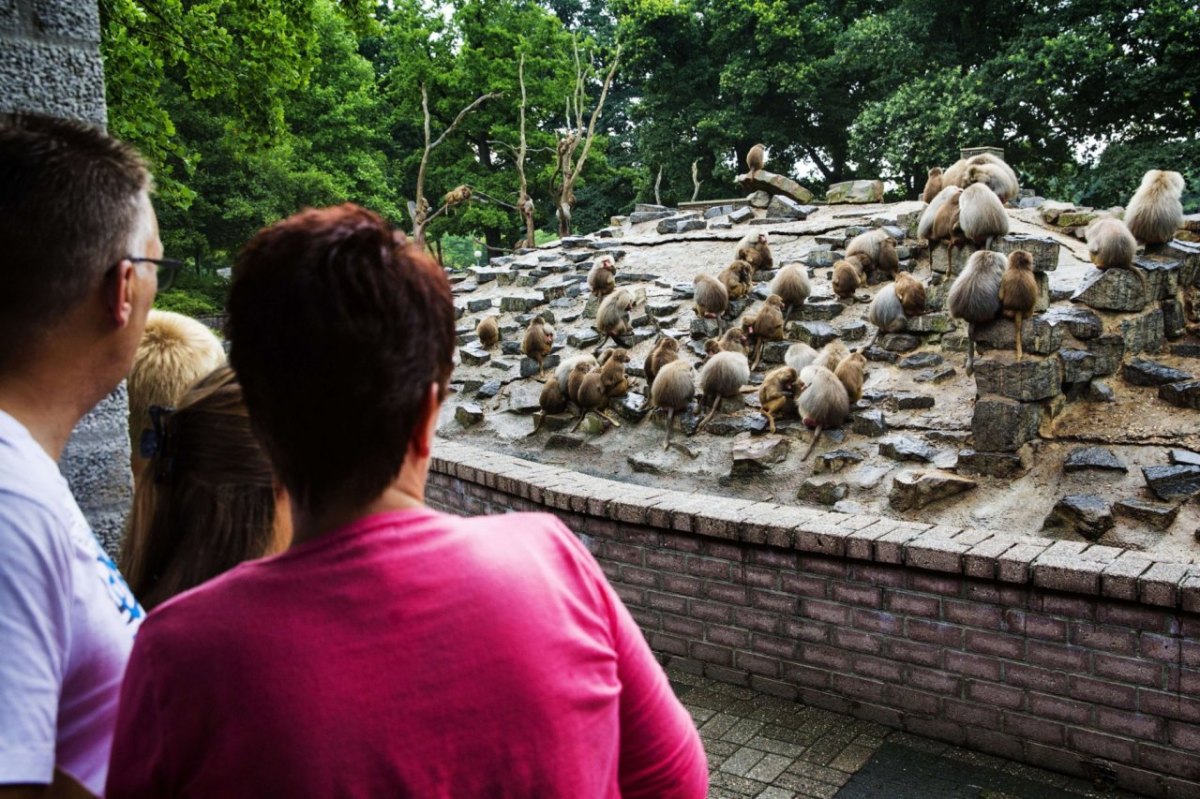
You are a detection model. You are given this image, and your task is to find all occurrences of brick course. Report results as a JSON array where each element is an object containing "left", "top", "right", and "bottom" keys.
[{"left": 427, "top": 440, "right": 1200, "bottom": 798}]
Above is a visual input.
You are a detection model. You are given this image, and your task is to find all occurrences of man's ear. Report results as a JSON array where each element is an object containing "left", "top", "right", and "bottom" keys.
[
  {"left": 409, "top": 382, "right": 443, "bottom": 460},
  {"left": 106, "top": 259, "right": 138, "bottom": 328}
]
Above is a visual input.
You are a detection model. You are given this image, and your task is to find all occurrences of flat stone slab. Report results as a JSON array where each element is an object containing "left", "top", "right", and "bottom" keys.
[
  {"left": 825, "top": 179, "right": 884, "bottom": 204},
  {"left": 973, "top": 357, "right": 1062, "bottom": 402},
  {"left": 797, "top": 477, "right": 848, "bottom": 505},
  {"left": 734, "top": 169, "right": 815, "bottom": 203},
  {"left": 1114, "top": 498, "right": 1180, "bottom": 530},
  {"left": 879, "top": 436, "right": 936, "bottom": 463},
  {"left": 813, "top": 449, "right": 864, "bottom": 474},
  {"left": 790, "top": 321, "right": 839, "bottom": 348},
  {"left": 1063, "top": 447, "right": 1127, "bottom": 473},
  {"left": 1160, "top": 380, "right": 1200, "bottom": 409},
  {"left": 1071, "top": 267, "right": 1148, "bottom": 312},
  {"left": 730, "top": 433, "right": 790, "bottom": 475},
  {"left": 1142, "top": 464, "right": 1200, "bottom": 502},
  {"left": 889, "top": 470, "right": 976, "bottom": 511},
  {"left": 957, "top": 449, "right": 1028, "bottom": 478},
  {"left": 1042, "top": 494, "right": 1114, "bottom": 540},
  {"left": 1122, "top": 358, "right": 1191, "bottom": 387},
  {"left": 899, "top": 352, "right": 944, "bottom": 370},
  {"left": 455, "top": 403, "right": 484, "bottom": 427}
]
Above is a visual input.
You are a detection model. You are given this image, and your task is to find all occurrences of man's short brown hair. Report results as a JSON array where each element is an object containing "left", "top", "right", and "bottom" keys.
[
  {"left": 228, "top": 204, "right": 456, "bottom": 513},
  {"left": 0, "top": 115, "right": 151, "bottom": 367}
]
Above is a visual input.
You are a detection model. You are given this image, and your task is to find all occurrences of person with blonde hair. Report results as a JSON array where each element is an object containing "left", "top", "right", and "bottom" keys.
[{"left": 121, "top": 366, "right": 290, "bottom": 611}]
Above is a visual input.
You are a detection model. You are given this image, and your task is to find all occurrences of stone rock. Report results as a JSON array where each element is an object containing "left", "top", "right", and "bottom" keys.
[
  {"left": 634, "top": 203, "right": 670, "bottom": 213},
  {"left": 562, "top": 251, "right": 593, "bottom": 264},
  {"left": 648, "top": 301, "right": 679, "bottom": 318},
  {"left": 467, "top": 298, "right": 493, "bottom": 312},
  {"left": 863, "top": 346, "right": 899, "bottom": 364},
  {"left": 1019, "top": 196, "right": 1047, "bottom": 209},
  {"left": 628, "top": 208, "right": 674, "bottom": 225},
  {"left": 814, "top": 449, "right": 864, "bottom": 474},
  {"left": 508, "top": 384, "right": 542, "bottom": 414},
  {"left": 957, "top": 449, "right": 1029, "bottom": 478},
  {"left": 690, "top": 318, "right": 720, "bottom": 339},
  {"left": 1038, "top": 201, "right": 1079, "bottom": 225},
  {"left": 1170, "top": 449, "right": 1200, "bottom": 467},
  {"left": 520, "top": 354, "right": 559, "bottom": 378},
  {"left": 613, "top": 392, "right": 650, "bottom": 422},
  {"left": 455, "top": 403, "right": 484, "bottom": 427},
  {"left": 1114, "top": 499, "right": 1179, "bottom": 530},
  {"left": 476, "top": 379, "right": 502, "bottom": 399},
  {"left": 994, "top": 234, "right": 1060, "bottom": 273},
  {"left": 703, "top": 204, "right": 737, "bottom": 219},
  {"left": 797, "top": 478, "right": 848, "bottom": 505},
  {"left": 825, "top": 179, "right": 884, "bottom": 204},
  {"left": 761, "top": 340, "right": 790, "bottom": 365},
  {"left": 559, "top": 236, "right": 593, "bottom": 248},
  {"left": 1072, "top": 267, "right": 1148, "bottom": 312},
  {"left": 529, "top": 413, "right": 573, "bottom": 434},
  {"left": 627, "top": 452, "right": 670, "bottom": 475},
  {"left": 1042, "top": 495, "right": 1114, "bottom": 540},
  {"left": 728, "top": 206, "right": 755, "bottom": 224},
  {"left": 889, "top": 470, "right": 977, "bottom": 511},
  {"left": 851, "top": 409, "right": 887, "bottom": 437},
  {"left": 1163, "top": 299, "right": 1186, "bottom": 339},
  {"left": 931, "top": 241, "right": 977, "bottom": 277},
  {"left": 791, "top": 321, "right": 839, "bottom": 348},
  {"left": 500, "top": 340, "right": 523, "bottom": 356},
  {"left": 803, "top": 249, "right": 838, "bottom": 268},
  {"left": 879, "top": 334, "right": 921, "bottom": 353},
  {"left": 914, "top": 366, "right": 957, "bottom": 384},
  {"left": 1160, "top": 380, "right": 1200, "bottom": 409},
  {"left": 1137, "top": 254, "right": 1183, "bottom": 301},
  {"left": 706, "top": 413, "right": 769, "bottom": 436},
  {"left": 838, "top": 320, "right": 869, "bottom": 341},
  {"left": 730, "top": 433, "right": 790, "bottom": 475},
  {"left": 1063, "top": 447, "right": 1127, "bottom": 473},
  {"left": 972, "top": 396, "right": 1041, "bottom": 452},
  {"left": 546, "top": 432, "right": 591, "bottom": 449},
  {"left": 1122, "top": 358, "right": 1192, "bottom": 387},
  {"left": 747, "top": 191, "right": 772, "bottom": 208},
  {"left": 879, "top": 436, "right": 936, "bottom": 463},
  {"left": 1142, "top": 465, "right": 1200, "bottom": 502},
  {"left": 1041, "top": 306, "right": 1103, "bottom": 340},
  {"left": 766, "top": 195, "right": 814, "bottom": 220},
  {"left": 798, "top": 301, "right": 845, "bottom": 321},
  {"left": 1058, "top": 348, "right": 1096, "bottom": 385},
  {"left": 899, "top": 352, "right": 944, "bottom": 370},
  {"left": 905, "top": 313, "right": 953, "bottom": 335},
  {"left": 707, "top": 221, "right": 733, "bottom": 230},
  {"left": 974, "top": 316, "right": 1064, "bottom": 356},
  {"left": 1089, "top": 335, "right": 1126, "bottom": 377},
  {"left": 457, "top": 378, "right": 483, "bottom": 395},
  {"left": 973, "top": 357, "right": 1062, "bottom": 402},
  {"left": 597, "top": 227, "right": 623, "bottom": 238},
  {"left": 671, "top": 283, "right": 696, "bottom": 300},
  {"left": 657, "top": 214, "right": 706, "bottom": 234},
  {"left": 1087, "top": 381, "right": 1115, "bottom": 402},
  {"left": 1120, "top": 308, "right": 1165, "bottom": 355},
  {"left": 1173, "top": 343, "right": 1200, "bottom": 358},
  {"left": 734, "top": 170, "right": 815, "bottom": 203},
  {"left": 459, "top": 345, "right": 491, "bottom": 366},
  {"left": 499, "top": 293, "right": 546, "bottom": 313},
  {"left": 888, "top": 392, "right": 936, "bottom": 411}
]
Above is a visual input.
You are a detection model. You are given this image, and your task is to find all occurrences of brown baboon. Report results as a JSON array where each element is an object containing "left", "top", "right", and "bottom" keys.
[
  {"left": 696, "top": 351, "right": 750, "bottom": 432},
  {"left": 736, "top": 232, "right": 773, "bottom": 273},
  {"left": 758, "top": 366, "right": 797, "bottom": 434},
  {"left": 520, "top": 316, "right": 556, "bottom": 378},
  {"left": 1124, "top": 170, "right": 1185, "bottom": 245},
  {"left": 784, "top": 342, "right": 818, "bottom": 373},
  {"left": 644, "top": 336, "right": 681, "bottom": 385},
  {"left": 588, "top": 257, "right": 617, "bottom": 298},
  {"left": 556, "top": 354, "right": 597, "bottom": 400},
  {"left": 831, "top": 259, "right": 866, "bottom": 300},
  {"left": 846, "top": 229, "right": 899, "bottom": 278},
  {"left": 918, "top": 185, "right": 961, "bottom": 241},
  {"left": 834, "top": 351, "right": 866, "bottom": 404},
  {"left": 770, "top": 263, "right": 811, "bottom": 318},
  {"left": 948, "top": 250, "right": 1005, "bottom": 375},
  {"left": 566, "top": 360, "right": 593, "bottom": 405},
  {"left": 443, "top": 185, "right": 472, "bottom": 209},
  {"left": 922, "top": 167, "right": 944, "bottom": 204},
  {"left": 705, "top": 327, "right": 749, "bottom": 358},
  {"left": 894, "top": 271, "right": 927, "bottom": 318},
  {"left": 814, "top": 340, "right": 850, "bottom": 374},
  {"left": 475, "top": 315, "right": 500, "bottom": 349},
  {"left": 999, "top": 250, "right": 1039, "bottom": 361},
  {"left": 868, "top": 284, "right": 906, "bottom": 342},
  {"left": 693, "top": 273, "right": 729, "bottom": 322},
  {"left": 797, "top": 365, "right": 850, "bottom": 460},
  {"left": 529, "top": 378, "right": 569, "bottom": 436},
  {"left": 597, "top": 347, "right": 632, "bottom": 396},
  {"left": 650, "top": 360, "right": 696, "bottom": 450},
  {"left": 573, "top": 370, "right": 621, "bottom": 432},
  {"left": 747, "top": 143, "right": 766, "bottom": 176},
  {"left": 959, "top": 183, "right": 1009, "bottom": 249},
  {"left": 596, "top": 288, "right": 635, "bottom": 349},
  {"left": 743, "top": 294, "right": 785, "bottom": 370},
  {"left": 718, "top": 259, "right": 754, "bottom": 300},
  {"left": 1085, "top": 217, "right": 1149, "bottom": 297}
]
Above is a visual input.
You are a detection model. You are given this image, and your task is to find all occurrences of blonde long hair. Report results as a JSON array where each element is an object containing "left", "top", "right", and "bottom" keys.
[{"left": 121, "top": 366, "right": 279, "bottom": 610}]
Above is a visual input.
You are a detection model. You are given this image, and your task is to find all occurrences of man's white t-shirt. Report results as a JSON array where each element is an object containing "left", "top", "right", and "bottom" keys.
[{"left": 0, "top": 410, "right": 143, "bottom": 795}]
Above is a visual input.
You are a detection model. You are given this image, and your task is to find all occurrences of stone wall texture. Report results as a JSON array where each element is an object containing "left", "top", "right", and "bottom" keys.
[
  {"left": 428, "top": 439, "right": 1200, "bottom": 798},
  {"left": 2, "top": 0, "right": 130, "bottom": 554}
]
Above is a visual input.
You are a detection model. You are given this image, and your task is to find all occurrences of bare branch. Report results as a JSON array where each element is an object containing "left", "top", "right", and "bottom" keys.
[
  {"left": 571, "top": 43, "right": 621, "bottom": 185},
  {"left": 429, "top": 91, "right": 501, "bottom": 152}
]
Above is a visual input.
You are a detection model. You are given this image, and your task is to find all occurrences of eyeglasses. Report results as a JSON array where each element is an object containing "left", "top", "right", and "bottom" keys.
[{"left": 127, "top": 257, "right": 184, "bottom": 291}]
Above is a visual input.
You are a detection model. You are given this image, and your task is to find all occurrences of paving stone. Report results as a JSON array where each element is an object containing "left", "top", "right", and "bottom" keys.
[
  {"left": 879, "top": 436, "right": 936, "bottom": 463},
  {"left": 1042, "top": 494, "right": 1114, "bottom": 540},
  {"left": 1113, "top": 498, "right": 1180, "bottom": 530},
  {"left": 899, "top": 352, "right": 944, "bottom": 370},
  {"left": 889, "top": 470, "right": 976, "bottom": 511},
  {"left": 1063, "top": 446, "right": 1127, "bottom": 473},
  {"left": 1142, "top": 464, "right": 1200, "bottom": 501},
  {"left": 731, "top": 433, "right": 790, "bottom": 475}
]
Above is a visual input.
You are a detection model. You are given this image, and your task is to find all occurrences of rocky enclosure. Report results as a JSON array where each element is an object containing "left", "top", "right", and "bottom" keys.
[{"left": 437, "top": 196, "right": 1200, "bottom": 559}]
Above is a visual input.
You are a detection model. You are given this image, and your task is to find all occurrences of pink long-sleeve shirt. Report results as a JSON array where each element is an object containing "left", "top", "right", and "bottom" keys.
[{"left": 107, "top": 508, "right": 707, "bottom": 798}]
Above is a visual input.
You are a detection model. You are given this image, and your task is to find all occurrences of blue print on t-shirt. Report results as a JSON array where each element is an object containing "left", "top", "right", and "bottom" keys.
[{"left": 97, "top": 552, "right": 144, "bottom": 625}]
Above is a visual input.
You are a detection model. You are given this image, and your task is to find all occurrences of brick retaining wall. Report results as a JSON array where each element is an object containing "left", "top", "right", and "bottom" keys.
[{"left": 427, "top": 440, "right": 1200, "bottom": 797}]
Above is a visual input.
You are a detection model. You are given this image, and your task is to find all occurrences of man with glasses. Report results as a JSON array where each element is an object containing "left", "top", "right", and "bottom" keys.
[{"left": 0, "top": 115, "right": 161, "bottom": 798}]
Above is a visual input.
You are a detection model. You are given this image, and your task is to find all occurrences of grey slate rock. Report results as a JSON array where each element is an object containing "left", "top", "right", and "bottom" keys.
[
  {"left": 972, "top": 396, "right": 1041, "bottom": 452},
  {"left": 814, "top": 449, "right": 864, "bottom": 474},
  {"left": 1071, "top": 267, "right": 1148, "bottom": 312},
  {"left": 613, "top": 392, "right": 650, "bottom": 422},
  {"left": 476, "top": 380, "right": 502, "bottom": 399},
  {"left": 459, "top": 345, "right": 491, "bottom": 366},
  {"left": 1087, "top": 382, "right": 1115, "bottom": 402},
  {"left": 1160, "top": 380, "right": 1200, "bottom": 409},
  {"left": 889, "top": 470, "right": 977, "bottom": 511},
  {"left": 1122, "top": 358, "right": 1192, "bottom": 387},
  {"left": 973, "top": 357, "right": 1063, "bottom": 402},
  {"left": 889, "top": 392, "right": 936, "bottom": 410},
  {"left": 957, "top": 449, "right": 1028, "bottom": 478},
  {"left": 520, "top": 353, "right": 559, "bottom": 378},
  {"left": 1114, "top": 499, "right": 1179, "bottom": 530},
  {"left": 628, "top": 209, "right": 674, "bottom": 225},
  {"left": 1063, "top": 447, "right": 1127, "bottom": 473},
  {"left": 838, "top": 320, "right": 869, "bottom": 341},
  {"left": 1120, "top": 307, "right": 1165, "bottom": 355},
  {"left": 880, "top": 334, "right": 920, "bottom": 353},
  {"left": 1170, "top": 449, "right": 1200, "bottom": 467},
  {"left": 1142, "top": 465, "right": 1200, "bottom": 502},
  {"left": 728, "top": 206, "right": 755, "bottom": 224},
  {"left": 899, "top": 352, "right": 944, "bottom": 370},
  {"left": 730, "top": 433, "right": 790, "bottom": 476},
  {"left": 765, "top": 195, "right": 812, "bottom": 220},
  {"left": 879, "top": 436, "right": 936, "bottom": 463},
  {"left": 1040, "top": 305, "right": 1103, "bottom": 340},
  {"left": 455, "top": 403, "right": 484, "bottom": 427},
  {"left": 851, "top": 409, "right": 887, "bottom": 437},
  {"left": 863, "top": 346, "right": 899, "bottom": 364},
  {"left": 1042, "top": 495, "right": 1114, "bottom": 540},
  {"left": 1058, "top": 348, "right": 1097, "bottom": 385},
  {"left": 791, "top": 321, "right": 839, "bottom": 348}
]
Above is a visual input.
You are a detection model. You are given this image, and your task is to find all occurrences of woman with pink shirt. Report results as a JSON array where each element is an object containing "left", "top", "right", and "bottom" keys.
[{"left": 107, "top": 204, "right": 707, "bottom": 798}]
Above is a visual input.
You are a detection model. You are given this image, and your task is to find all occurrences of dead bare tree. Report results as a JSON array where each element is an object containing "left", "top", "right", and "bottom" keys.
[
  {"left": 654, "top": 166, "right": 663, "bottom": 206},
  {"left": 551, "top": 39, "right": 621, "bottom": 238},
  {"left": 408, "top": 84, "right": 499, "bottom": 248},
  {"left": 515, "top": 55, "right": 536, "bottom": 249},
  {"left": 691, "top": 159, "right": 703, "bottom": 202}
]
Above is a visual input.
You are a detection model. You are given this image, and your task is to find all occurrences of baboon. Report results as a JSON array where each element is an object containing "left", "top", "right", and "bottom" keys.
[
  {"left": 1125, "top": 169, "right": 1185, "bottom": 245},
  {"left": 529, "top": 378, "right": 569, "bottom": 436},
  {"left": 597, "top": 347, "right": 632, "bottom": 396},
  {"left": 129, "top": 310, "right": 226, "bottom": 472},
  {"left": 948, "top": 250, "right": 1005, "bottom": 375},
  {"left": 814, "top": 340, "right": 850, "bottom": 374},
  {"left": 959, "top": 183, "right": 1009, "bottom": 249},
  {"left": 693, "top": 273, "right": 729, "bottom": 322},
  {"left": 588, "top": 257, "right": 617, "bottom": 298},
  {"left": 758, "top": 366, "right": 797, "bottom": 434},
  {"left": 894, "top": 271, "right": 927, "bottom": 317},
  {"left": 443, "top": 185, "right": 472, "bottom": 208},
  {"left": 718, "top": 259, "right": 754, "bottom": 300},
  {"left": 644, "top": 336, "right": 680, "bottom": 385},
  {"left": 868, "top": 284, "right": 906, "bottom": 341},
  {"left": 945, "top": 153, "right": 1019, "bottom": 204},
  {"left": 831, "top": 260, "right": 865, "bottom": 300},
  {"left": 556, "top": 354, "right": 597, "bottom": 400},
  {"left": 742, "top": 294, "right": 785, "bottom": 370},
  {"left": 696, "top": 351, "right": 750, "bottom": 433},
  {"left": 770, "top": 263, "right": 811, "bottom": 319},
  {"left": 706, "top": 327, "right": 749, "bottom": 358},
  {"left": 846, "top": 229, "right": 900, "bottom": 278},
  {"left": 1085, "top": 217, "right": 1149, "bottom": 296},
  {"left": 736, "top": 231, "right": 773, "bottom": 273},
  {"left": 918, "top": 185, "right": 961, "bottom": 241},
  {"left": 922, "top": 167, "right": 944, "bottom": 204},
  {"left": 650, "top": 360, "right": 696, "bottom": 450},
  {"left": 520, "top": 316, "right": 556, "bottom": 378},
  {"left": 573, "top": 370, "right": 621, "bottom": 432},
  {"left": 784, "top": 342, "right": 818, "bottom": 374},
  {"left": 475, "top": 315, "right": 500, "bottom": 349},
  {"left": 834, "top": 351, "right": 866, "bottom": 404},
  {"left": 566, "top": 360, "right": 593, "bottom": 405},
  {"left": 747, "top": 143, "right": 766, "bottom": 176},
  {"left": 596, "top": 288, "right": 635, "bottom": 349},
  {"left": 797, "top": 365, "right": 850, "bottom": 460},
  {"left": 999, "top": 250, "right": 1039, "bottom": 361}
]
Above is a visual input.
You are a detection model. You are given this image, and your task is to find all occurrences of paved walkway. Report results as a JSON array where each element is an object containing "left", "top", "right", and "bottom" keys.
[{"left": 668, "top": 668, "right": 1142, "bottom": 799}]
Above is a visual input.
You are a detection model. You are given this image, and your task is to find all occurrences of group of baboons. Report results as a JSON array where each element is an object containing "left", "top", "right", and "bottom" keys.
[{"left": 468, "top": 145, "right": 1187, "bottom": 463}]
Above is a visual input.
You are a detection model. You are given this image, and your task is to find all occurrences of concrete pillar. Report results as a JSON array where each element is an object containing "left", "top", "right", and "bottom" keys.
[{"left": 2, "top": 0, "right": 132, "bottom": 557}]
